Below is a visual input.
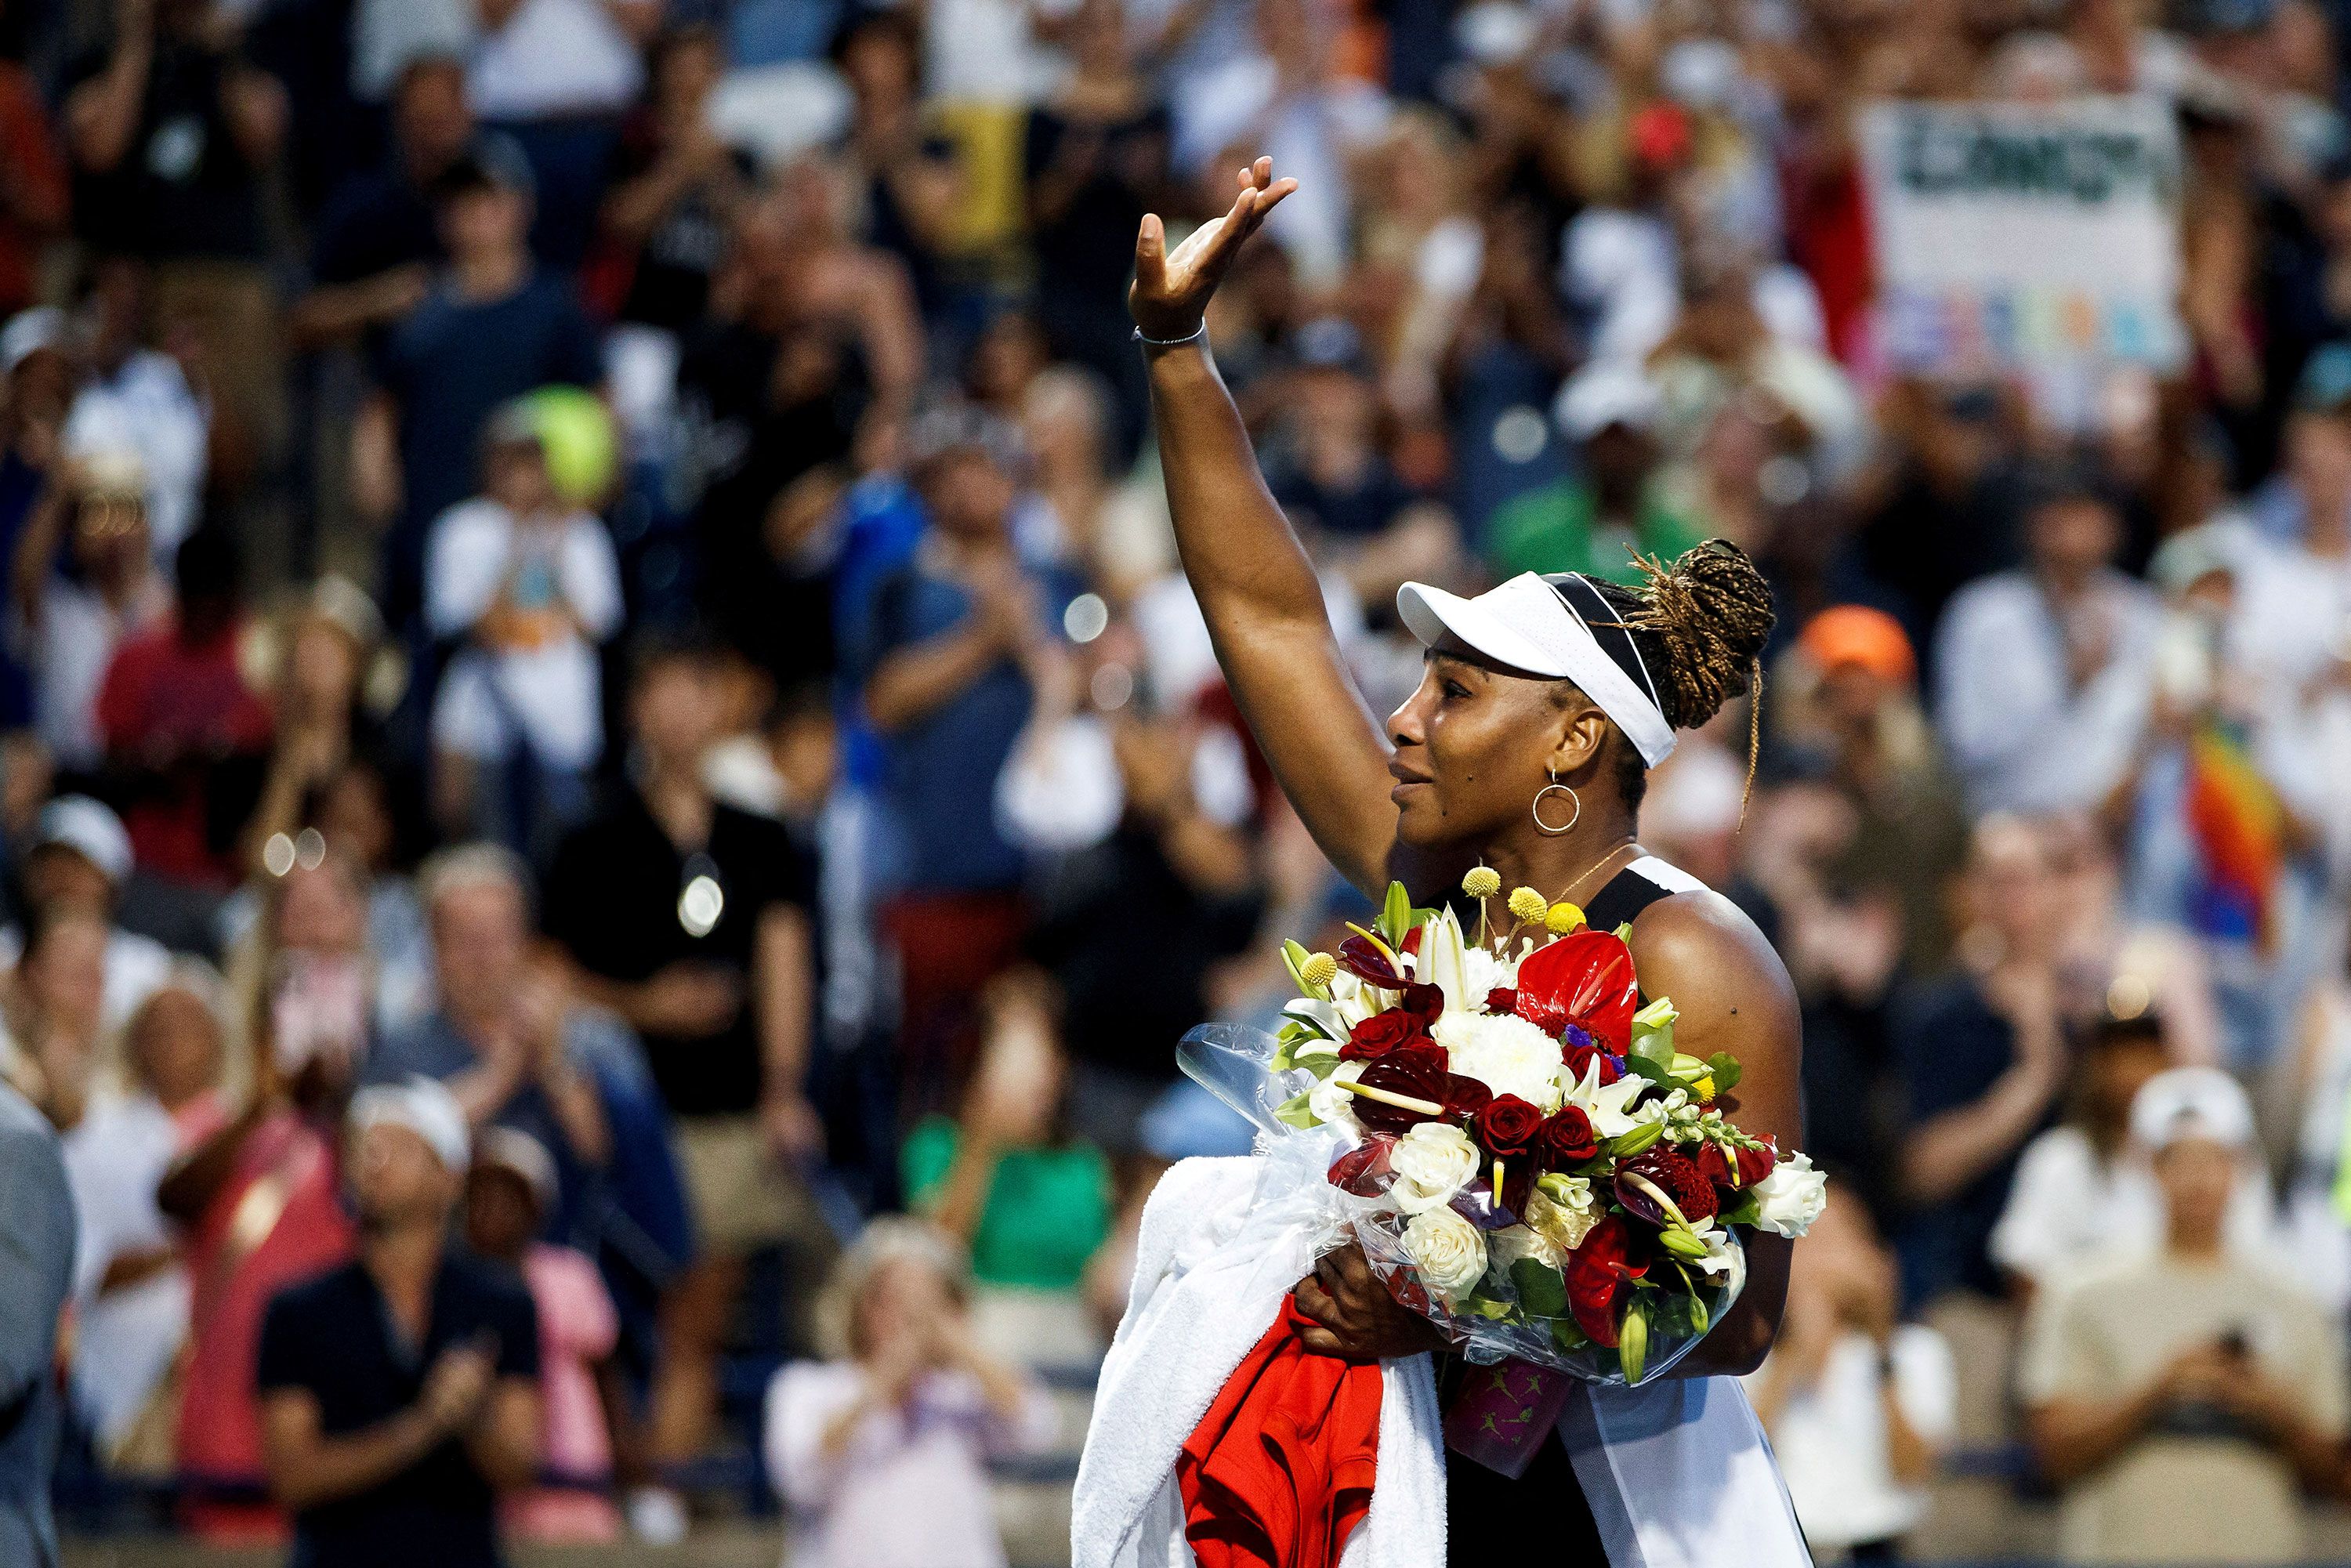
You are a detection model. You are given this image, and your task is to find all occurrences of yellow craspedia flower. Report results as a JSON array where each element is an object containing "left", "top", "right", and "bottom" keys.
[
  {"left": 1300, "top": 951, "right": 1339, "bottom": 988},
  {"left": 1507, "top": 887, "right": 1548, "bottom": 923},
  {"left": 1462, "top": 866, "right": 1502, "bottom": 900},
  {"left": 1690, "top": 1076, "right": 1716, "bottom": 1102},
  {"left": 1545, "top": 901, "right": 1585, "bottom": 935}
]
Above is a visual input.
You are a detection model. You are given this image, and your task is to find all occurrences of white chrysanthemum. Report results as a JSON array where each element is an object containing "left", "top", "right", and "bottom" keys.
[
  {"left": 1434, "top": 1010, "right": 1565, "bottom": 1110},
  {"left": 1308, "top": 1061, "right": 1365, "bottom": 1129},
  {"left": 1390, "top": 1121, "right": 1480, "bottom": 1214},
  {"left": 1461, "top": 944, "right": 1517, "bottom": 1003},
  {"left": 1400, "top": 1208, "right": 1487, "bottom": 1302}
]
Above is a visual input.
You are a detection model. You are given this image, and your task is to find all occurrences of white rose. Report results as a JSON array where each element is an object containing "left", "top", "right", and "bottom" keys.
[
  {"left": 1389, "top": 1121, "right": 1481, "bottom": 1214},
  {"left": 1752, "top": 1151, "right": 1828, "bottom": 1238},
  {"left": 1400, "top": 1207, "right": 1488, "bottom": 1302},
  {"left": 1487, "top": 1222, "right": 1563, "bottom": 1277},
  {"left": 1433, "top": 1010, "right": 1565, "bottom": 1110}
]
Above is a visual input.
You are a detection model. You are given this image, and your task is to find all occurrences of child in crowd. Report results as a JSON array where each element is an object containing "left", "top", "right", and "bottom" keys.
[
  {"left": 765, "top": 1218, "right": 1054, "bottom": 1568},
  {"left": 464, "top": 1125, "right": 628, "bottom": 1544}
]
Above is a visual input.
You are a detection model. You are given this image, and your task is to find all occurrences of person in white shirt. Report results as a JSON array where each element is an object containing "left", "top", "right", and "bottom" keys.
[
  {"left": 14, "top": 452, "right": 170, "bottom": 773},
  {"left": 765, "top": 1219, "right": 1053, "bottom": 1568},
  {"left": 1993, "top": 1009, "right": 2274, "bottom": 1301},
  {"left": 1748, "top": 1180, "right": 1956, "bottom": 1562},
  {"left": 0, "top": 795, "right": 170, "bottom": 1037},
  {"left": 467, "top": 0, "right": 657, "bottom": 121},
  {"left": 62, "top": 261, "right": 208, "bottom": 563},
  {"left": 426, "top": 402, "right": 623, "bottom": 857},
  {"left": 1934, "top": 469, "right": 2161, "bottom": 816}
]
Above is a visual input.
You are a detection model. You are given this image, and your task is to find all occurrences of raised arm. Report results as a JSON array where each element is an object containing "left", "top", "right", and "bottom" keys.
[{"left": 1131, "top": 158, "right": 1400, "bottom": 893}]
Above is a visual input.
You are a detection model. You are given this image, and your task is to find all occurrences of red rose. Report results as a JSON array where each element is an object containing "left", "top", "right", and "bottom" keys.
[
  {"left": 1563, "top": 1041, "right": 1623, "bottom": 1086},
  {"left": 1470, "top": 1095, "right": 1544, "bottom": 1159},
  {"left": 1534, "top": 1106, "right": 1597, "bottom": 1168},
  {"left": 1443, "top": 1074, "right": 1493, "bottom": 1122},
  {"left": 1483, "top": 987, "right": 1518, "bottom": 1015},
  {"left": 1350, "top": 1044, "right": 1451, "bottom": 1134},
  {"left": 1695, "top": 1139, "right": 1777, "bottom": 1191},
  {"left": 1340, "top": 1010, "right": 1430, "bottom": 1062}
]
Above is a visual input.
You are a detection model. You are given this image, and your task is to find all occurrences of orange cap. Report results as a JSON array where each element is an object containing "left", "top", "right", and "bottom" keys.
[{"left": 1798, "top": 605, "right": 1915, "bottom": 686}]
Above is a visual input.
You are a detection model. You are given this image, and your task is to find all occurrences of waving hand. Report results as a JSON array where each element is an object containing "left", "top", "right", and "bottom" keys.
[{"left": 1130, "top": 157, "right": 1299, "bottom": 340}]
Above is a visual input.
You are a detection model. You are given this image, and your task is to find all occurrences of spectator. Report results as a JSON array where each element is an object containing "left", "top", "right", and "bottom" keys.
[
  {"left": 2021, "top": 1067, "right": 2346, "bottom": 1565},
  {"left": 764, "top": 1218, "right": 1054, "bottom": 1568},
  {"left": 96, "top": 524, "right": 276, "bottom": 914},
  {"left": 860, "top": 413, "right": 1074, "bottom": 1092},
  {"left": 1748, "top": 1181, "right": 1956, "bottom": 1563},
  {"left": 60, "top": 0, "right": 286, "bottom": 495},
  {"left": 354, "top": 147, "right": 603, "bottom": 627},
  {"left": 0, "top": 793, "right": 169, "bottom": 1033},
  {"left": 904, "top": 976, "right": 1114, "bottom": 1367},
  {"left": 595, "top": 24, "right": 750, "bottom": 335},
  {"left": 0, "top": 310, "right": 71, "bottom": 729},
  {"left": 1934, "top": 469, "right": 2162, "bottom": 817},
  {"left": 294, "top": 55, "right": 480, "bottom": 352},
  {"left": 1992, "top": 1009, "right": 2274, "bottom": 1300},
  {"left": 166, "top": 855, "right": 364, "bottom": 1541},
  {"left": 424, "top": 404, "right": 623, "bottom": 856},
  {"left": 0, "top": 42, "right": 64, "bottom": 321},
  {"left": 1488, "top": 360, "right": 1706, "bottom": 585},
  {"left": 1893, "top": 816, "right": 2071, "bottom": 1303},
  {"left": 0, "top": 1075, "right": 73, "bottom": 1568},
  {"left": 0, "top": 907, "right": 107, "bottom": 1129},
  {"left": 13, "top": 447, "right": 169, "bottom": 773},
  {"left": 463, "top": 1125, "right": 626, "bottom": 1544},
  {"left": 59, "top": 258, "right": 208, "bottom": 562},
  {"left": 58, "top": 964, "right": 227, "bottom": 1467},
  {"left": 365, "top": 844, "right": 610, "bottom": 1220},
  {"left": 256, "top": 1075, "right": 542, "bottom": 1567},
  {"left": 542, "top": 632, "right": 825, "bottom": 1477}
]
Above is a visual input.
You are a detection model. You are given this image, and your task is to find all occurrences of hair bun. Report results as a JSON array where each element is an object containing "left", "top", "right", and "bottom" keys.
[{"left": 1625, "top": 540, "right": 1775, "bottom": 730}]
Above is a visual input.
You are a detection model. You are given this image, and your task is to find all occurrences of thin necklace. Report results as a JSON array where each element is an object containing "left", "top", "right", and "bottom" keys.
[{"left": 1553, "top": 837, "right": 1639, "bottom": 909}]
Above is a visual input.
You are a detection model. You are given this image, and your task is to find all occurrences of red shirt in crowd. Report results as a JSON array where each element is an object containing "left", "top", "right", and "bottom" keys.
[{"left": 96, "top": 617, "right": 274, "bottom": 886}]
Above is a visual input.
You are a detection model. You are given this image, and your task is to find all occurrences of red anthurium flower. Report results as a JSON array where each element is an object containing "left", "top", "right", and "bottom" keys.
[
  {"left": 1339, "top": 1011, "right": 1430, "bottom": 1062},
  {"left": 1534, "top": 1106, "right": 1596, "bottom": 1168},
  {"left": 1442, "top": 1075, "right": 1492, "bottom": 1123},
  {"left": 1399, "top": 983, "right": 1445, "bottom": 1025},
  {"left": 1350, "top": 1044, "right": 1451, "bottom": 1134},
  {"left": 1470, "top": 1095, "right": 1544, "bottom": 1160},
  {"left": 1337, "top": 933, "right": 1407, "bottom": 988},
  {"left": 1563, "top": 1217, "right": 1647, "bottom": 1348},
  {"left": 1514, "top": 929, "right": 1639, "bottom": 1055}
]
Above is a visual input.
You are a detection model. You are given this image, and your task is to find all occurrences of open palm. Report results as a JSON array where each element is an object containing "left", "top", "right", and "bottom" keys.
[{"left": 1130, "top": 156, "right": 1299, "bottom": 341}]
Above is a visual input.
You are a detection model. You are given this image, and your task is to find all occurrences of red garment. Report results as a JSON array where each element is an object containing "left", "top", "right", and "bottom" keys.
[
  {"left": 0, "top": 65, "right": 65, "bottom": 317},
  {"left": 1177, "top": 1300, "right": 1382, "bottom": 1568},
  {"left": 94, "top": 617, "right": 273, "bottom": 885}
]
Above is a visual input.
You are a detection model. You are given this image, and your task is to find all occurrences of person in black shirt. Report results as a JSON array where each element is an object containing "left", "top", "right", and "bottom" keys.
[
  {"left": 596, "top": 26, "right": 752, "bottom": 334},
  {"left": 541, "top": 632, "right": 828, "bottom": 1478},
  {"left": 256, "top": 1076, "right": 541, "bottom": 1568}
]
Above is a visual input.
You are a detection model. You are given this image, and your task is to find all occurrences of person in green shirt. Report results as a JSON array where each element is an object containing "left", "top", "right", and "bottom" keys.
[
  {"left": 902, "top": 976, "right": 1112, "bottom": 1295},
  {"left": 1487, "top": 360, "right": 1707, "bottom": 584}
]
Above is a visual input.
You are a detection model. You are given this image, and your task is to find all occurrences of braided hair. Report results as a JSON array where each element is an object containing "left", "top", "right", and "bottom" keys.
[{"left": 1588, "top": 540, "right": 1775, "bottom": 809}]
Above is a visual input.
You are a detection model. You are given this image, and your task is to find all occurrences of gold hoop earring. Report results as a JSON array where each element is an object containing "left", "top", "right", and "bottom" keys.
[{"left": 1532, "top": 773, "right": 1581, "bottom": 836}]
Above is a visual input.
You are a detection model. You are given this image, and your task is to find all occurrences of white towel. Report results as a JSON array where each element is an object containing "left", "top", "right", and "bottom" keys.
[
  {"left": 1074, "top": 1145, "right": 1811, "bottom": 1568},
  {"left": 1072, "top": 1144, "right": 1447, "bottom": 1568}
]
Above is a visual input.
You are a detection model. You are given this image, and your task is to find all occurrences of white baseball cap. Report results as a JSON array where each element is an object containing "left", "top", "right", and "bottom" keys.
[
  {"left": 350, "top": 1075, "right": 472, "bottom": 1172},
  {"left": 2130, "top": 1066, "right": 2254, "bottom": 1153},
  {"left": 1396, "top": 571, "right": 1678, "bottom": 765},
  {"left": 33, "top": 795, "right": 132, "bottom": 885},
  {"left": 1555, "top": 360, "right": 1664, "bottom": 442},
  {"left": 0, "top": 307, "right": 67, "bottom": 376},
  {"left": 473, "top": 1124, "right": 557, "bottom": 1211}
]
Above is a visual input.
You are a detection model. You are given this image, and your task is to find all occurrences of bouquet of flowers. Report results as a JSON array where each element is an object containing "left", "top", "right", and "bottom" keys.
[{"left": 1180, "top": 872, "right": 1825, "bottom": 1390}]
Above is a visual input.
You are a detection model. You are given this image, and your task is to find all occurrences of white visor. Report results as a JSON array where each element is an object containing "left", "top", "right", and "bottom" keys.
[{"left": 1396, "top": 572, "right": 1678, "bottom": 766}]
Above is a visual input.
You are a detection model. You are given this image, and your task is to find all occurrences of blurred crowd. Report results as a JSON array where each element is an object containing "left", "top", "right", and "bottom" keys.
[{"left": 15, "top": 0, "right": 2351, "bottom": 1563}]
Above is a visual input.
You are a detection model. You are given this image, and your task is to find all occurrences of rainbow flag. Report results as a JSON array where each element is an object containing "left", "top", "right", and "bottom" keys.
[{"left": 2183, "top": 723, "right": 2284, "bottom": 947}]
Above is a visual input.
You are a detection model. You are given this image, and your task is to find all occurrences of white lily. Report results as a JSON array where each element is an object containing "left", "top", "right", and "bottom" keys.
[
  {"left": 1557, "top": 1056, "right": 1649, "bottom": 1139},
  {"left": 1418, "top": 907, "right": 1472, "bottom": 1015},
  {"left": 1282, "top": 996, "right": 1349, "bottom": 1042}
]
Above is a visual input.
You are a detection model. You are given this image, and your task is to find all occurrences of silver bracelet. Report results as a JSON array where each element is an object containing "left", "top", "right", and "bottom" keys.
[{"left": 1132, "top": 323, "right": 1207, "bottom": 349}]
